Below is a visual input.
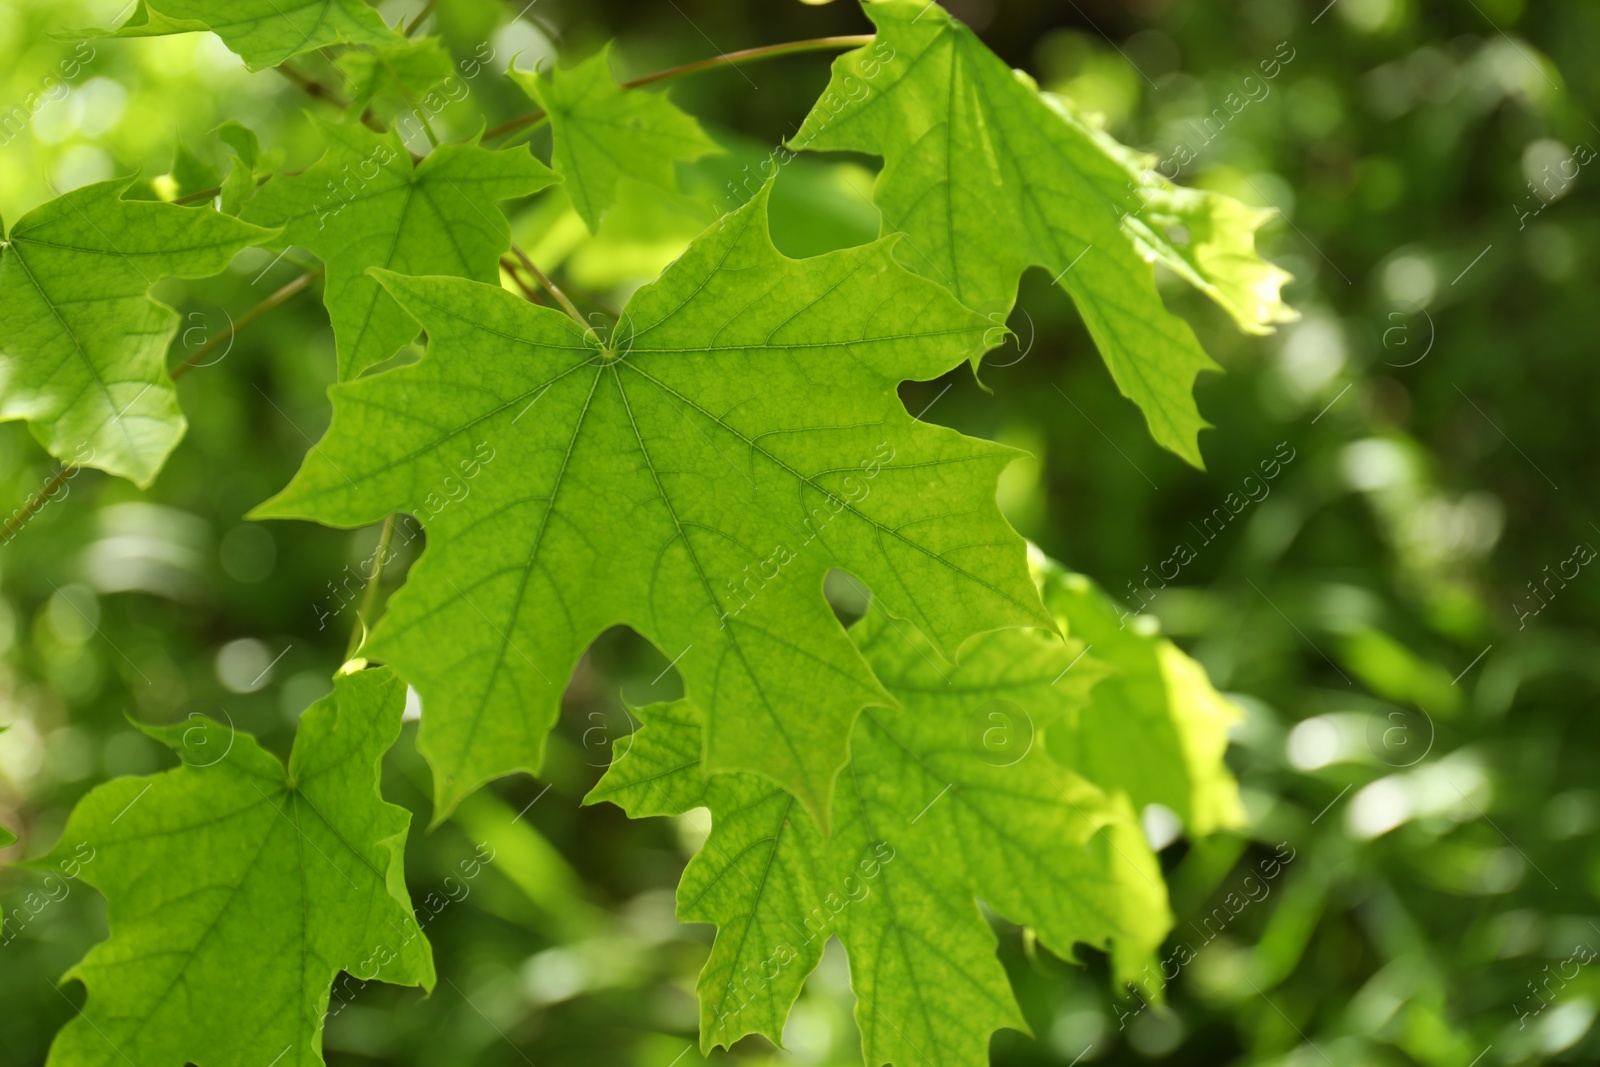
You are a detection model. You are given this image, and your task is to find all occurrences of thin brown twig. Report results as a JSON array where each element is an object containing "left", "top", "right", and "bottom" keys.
[
  {"left": 481, "top": 108, "right": 547, "bottom": 145},
  {"left": 276, "top": 63, "right": 387, "bottom": 132},
  {"left": 0, "top": 466, "right": 78, "bottom": 545},
  {"left": 276, "top": 63, "right": 352, "bottom": 108},
  {"left": 169, "top": 270, "right": 321, "bottom": 381},
  {"left": 482, "top": 34, "right": 873, "bottom": 142},
  {"left": 501, "top": 256, "right": 621, "bottom": 322},
  {"left": 628, "top": 34, "right": 872, "bottom": 89},
  {"left": 172, "top": 163, "right": 312, "bottom": 207},
  {"left": 179, "top": 34, "right": 870, "bottom": 201},
  {"left": 173, "top": 182, "right": 224, "bottom": 207},
  {"left": 2, "top": 269, "right": 321, "bottom": 548},
  {"left": 499, "top": 256, "right": 547, "bottom": 305}
]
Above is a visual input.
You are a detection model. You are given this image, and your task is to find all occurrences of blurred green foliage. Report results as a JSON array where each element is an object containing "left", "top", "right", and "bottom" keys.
[{"left": 0, "top": 0, "right": 1596, "bottom": 1065}]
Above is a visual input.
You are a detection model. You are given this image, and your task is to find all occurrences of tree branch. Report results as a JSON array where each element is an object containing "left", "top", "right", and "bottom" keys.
[
  {"left": 169, "top": 270, "right": 321, "bottom": 381},
  {"left": 405, "top": 0, "right": 440, "bottom": 37},
  {"left": 0, "top": 466, "right": 79, "bottom": 545},
  {"left": 483, "top": 34, "right": 873, "bottom": 142}
]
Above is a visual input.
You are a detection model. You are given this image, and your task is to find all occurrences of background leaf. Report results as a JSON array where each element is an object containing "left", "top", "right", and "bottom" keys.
[
  {"left": 83, "top": 0, "right": 404, "bottom": 72},
  {"left": 34, "top": 666, "right": 433, "bottom": 1067},
  {"left": 242, "top": 120, "right": 555, "bottom": 379},
  {"left": 0, "top": 179, "right": 271, "bottom": 485},
  {"left": 1039, "top": 560, "right": 1246, "bottom": 836},
  {"left": 511, "top": 44, "right": 720, "bottom": 233}
]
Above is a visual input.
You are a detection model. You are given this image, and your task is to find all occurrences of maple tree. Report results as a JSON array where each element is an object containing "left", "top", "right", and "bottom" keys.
[{"left": 0, "top": 2, "right": 1299, "bottom": 1064}]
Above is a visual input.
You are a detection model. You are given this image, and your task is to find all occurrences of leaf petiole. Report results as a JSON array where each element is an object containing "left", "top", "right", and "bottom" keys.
[
  {"left": 482, "top": 34, "right": 873, "bottom": 142},
  {"left": 510, "top": 245, "right": 588, "bottom": 330},
  {"left": 169, "top": 268, "right": 322, "bottom": 380},
  {"left": 347, "top": 512, "right": 399, "bottom": 659},
  {"left": 403, "top": 0, "right": 439, "bottom": 38}
]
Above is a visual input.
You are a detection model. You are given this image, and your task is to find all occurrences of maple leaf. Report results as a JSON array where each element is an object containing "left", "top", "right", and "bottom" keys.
[
  {"left": 590, "top": 610, "right": 1169, "bottom": 1064},
  {"left": 253, "top": 181, "right": 1049, "bottom": 827},
  {"left": 792, "top": 1, "right": 1290, "bottom": 467},
  {"left": 0, "top": 178, "right": 273, "bottom": 486},
  {"left": 1039, "top": 560, "right": 1246, "bottom": 835},
  {"left": 168, "top": 139, "right": 220, "bottom": 202},
  {"left": 586, "top": 700, "right": 827, "bottom": 1047},
  {"left": 242, "top": 120, "right": 555, "bottom": 379},
  {"left": 83, "top": 0, "right": 403, "bottom": 72},
  {"left": 509, "top": 44, "right": 720, "bottom": 232},
  {"left": 336, "top": 38, "right": 453, "bottom": 117},
  {"left": 1042, "top": 93, "right": 1296, "bottom": 337},
  {"left": 215, "top": 119, "right": 282, "bottom": 216},
  {"left": 32, "top": 666, "right": 433, "bottom": 1067}
]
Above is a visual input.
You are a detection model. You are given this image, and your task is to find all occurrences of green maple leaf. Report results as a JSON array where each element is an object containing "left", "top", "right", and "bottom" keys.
[
  {"left": 510, "top": 44, "right": 719, "bottom": 232},
  {"left": 591, "top": 611, "right": 1169, "bottom": 1064},
  {"left": 34, "top": 666, "right": 433, "bottom": 1067},
  {"left": 253, "top": 181, "right": 1049, "bottom": 827},
  {"left": 168, "top": 140, "right": 220, "bottom": 201},
  {"left": 242, "top": 120, "right": 556, "bottom": 379},
  {"left": 1042, "top": 93, "right": 1296, "bottom": 337},
  {"left": 1039, "top": 561, "right": 1245, "bottom": 836},
  {"left": 0, "top": 178, "right": 273, "bottom": 486},
  {"left": 792, "top": 1, "right": 1289, "bottom": 466},
  {"left": 83, "top": 0, "right": 403, "bottom": 72},
  {"left": 586, "top": 700, "right": 828, "bottom": 1047},
  {"left": 336, "top": 38, "right": 453, "bottom": 116},
  {"left": 215, "top": 119, "right": 281, "bottom": 215}
]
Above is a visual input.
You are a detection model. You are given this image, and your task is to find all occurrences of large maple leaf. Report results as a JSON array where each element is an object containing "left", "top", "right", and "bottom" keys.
[
  {"left": 0, "top": 178, "right": 272, "bottom": 486},
  {"left": 793, "top": 1, "right": 1293, "bottom": 467},
  {"left": 590, "top": 610, "right": 1169, "bottom": 1066},
  {"left": 253, "top": 181, "right": 1049, "bottom": 827},
  {"left": 35, "top": 667, "right": 433, "bottom": 1067},
  {"left": 242, "top": 120, "right": 556, "bottom": 379}
]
